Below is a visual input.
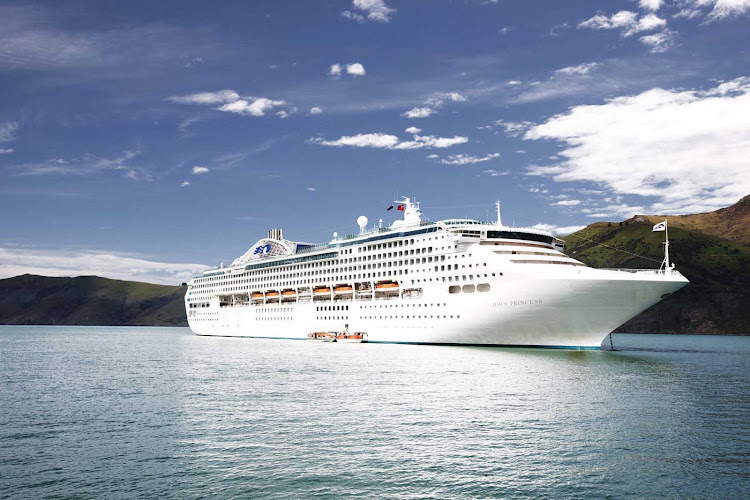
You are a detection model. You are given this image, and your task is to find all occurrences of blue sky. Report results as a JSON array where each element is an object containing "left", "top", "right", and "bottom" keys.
[{"left": 1, "top": 0, "right": 749, "bottom": 284}]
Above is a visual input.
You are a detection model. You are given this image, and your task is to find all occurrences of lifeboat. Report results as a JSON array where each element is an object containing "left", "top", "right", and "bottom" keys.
[
  {"left": 334, "top": 284, "right": 353, "bottom": 295},
  {"left": 266, "top": 290, "right": 280, "bottom": 299},
  {"left": 251, "top": 291, "right": 263, "bottom": 300},
  {"left": 336, "top": 332, "right": 368, "bottom": 343},
  {"left": 307, "top": 332, "right": 336, "bottom": 342},
  {"left": 375, "top": 281, "right": 399, "bottom": 291},
  {"left": 313, "top": 287, "right": 332, "bottom": 295},
  {"left": 282, "top": 289, "right": 297, "bottom": 297}
]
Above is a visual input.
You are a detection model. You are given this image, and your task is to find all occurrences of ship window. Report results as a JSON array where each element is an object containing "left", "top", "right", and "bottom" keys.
[
  {"left": 477, "top": 283, "right": 490, "bottom": 292},
  {"left": 448, "top": 285, "right": 461, "bottom": 294},
  {"left": 462, "top": 284, "right": 475, "bottom": 293}
]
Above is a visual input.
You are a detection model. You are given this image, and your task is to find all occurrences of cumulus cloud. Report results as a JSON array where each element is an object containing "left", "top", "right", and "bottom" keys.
[
  {"left": 638, "top": 0, "right": 663, "bottom": 11},
  {"left": 578, "top": 10, "right": 666, "bottom": 37},
  {"left": 426, "top": 154, "right": 439, "bottom": 159},
  {"left": 0, "top": 148, "right": 14, "bottom": 154},
  {"left": 192, "top": 166, "right": 209, "bottom": 174},
  {"left": 308, "top": 130, "right": 468, "bottom": 150},
  {"left": 440, "top": 153, "right": 500, "bottom": 165},
  {"left": 524, "top": 77, "right": 750, "bottom": 214},
  {"left": 329, "top": 62, "right": 366, "bottom": 77},
  {"left": 180, "top": 181, "right": 190, "bottom": 187},
  {"left": 306, "top": 187, "right": 316, "bottom": 191},
  {"left": 531, "top": 223, "right": 586, "bottom": 235},
  {"left": 309, "top": 107, "right": 323, "bottom": 115},
  {"left": 483, "top": 169, "right": 510, "bottom": 177},
  {"left": 0, "top": 247, "right": 211, "bottom": 285},
  {"left": 218, "top": 97, "right": 286, "bottom": 117},
  {"left": 402, "top": 107, "right": 436, "bottom": 118},
  {"left": 0, "top": 121, "right": 19, "bottom": 142},
  {"left": 405, "top": 126, "right": 422, "bottom": 134},
  {"left": 341, "top": 0, "right": 397, "bottom": 23},
  {"left": 168, "top": 90, "right": 289, "bottom": 118},
  {"left": 707, "top": 0, "right": 750, "bottom": 19},
  {"left": 554, "top": 62, "right": 598, "bottom": 76},
  {"left": 507, "top": 80, "right": 522, "bottom": 86}
]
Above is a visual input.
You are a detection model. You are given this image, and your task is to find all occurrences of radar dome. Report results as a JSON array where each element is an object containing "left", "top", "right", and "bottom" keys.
[{"left": 357, "top": 216, "right": 368, "bottom": 229}]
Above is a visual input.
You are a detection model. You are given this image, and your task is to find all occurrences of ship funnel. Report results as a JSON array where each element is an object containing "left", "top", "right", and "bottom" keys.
[{"left": 268, "top": 228, "right": 283, "bottom": 240}]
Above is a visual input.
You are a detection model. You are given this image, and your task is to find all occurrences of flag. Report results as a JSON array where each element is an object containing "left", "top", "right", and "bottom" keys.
[
  {"left": 387, "top": 205, "right": 394, "bottom": 211},
  {"left": 652, "top": 220, "right": 666, "bottom": 232},
  {"left": 397, "top": 205, "right": 405, "bottom": 211}
]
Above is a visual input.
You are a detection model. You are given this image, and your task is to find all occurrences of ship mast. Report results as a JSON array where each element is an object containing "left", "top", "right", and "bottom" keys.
[{"left": 495, "top": 200, "right": 502, "bottom": 226}]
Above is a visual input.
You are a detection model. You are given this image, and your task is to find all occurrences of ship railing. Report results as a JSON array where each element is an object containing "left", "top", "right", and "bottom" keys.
[{"left": 600, "top": 268, "right": 685, "bottom": 277}]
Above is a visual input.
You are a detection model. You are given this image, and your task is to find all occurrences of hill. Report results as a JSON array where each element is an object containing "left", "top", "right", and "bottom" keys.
[
  {"left": 563, "top": 211, "right": 750, "bottom": 335},
  {"left": 0, "top": 275, "right": 187, "bottom": 326},
  {"left": 635, "top": 194, "right": 750, "bottom": 245}
]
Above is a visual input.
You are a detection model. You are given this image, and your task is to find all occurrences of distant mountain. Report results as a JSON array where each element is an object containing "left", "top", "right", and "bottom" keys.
[
  {"left": 563, "top": 196, "right": 750, "bottom": 334},
  {"left": 0, "top": 275, "right": 187, "bottom": 326}
]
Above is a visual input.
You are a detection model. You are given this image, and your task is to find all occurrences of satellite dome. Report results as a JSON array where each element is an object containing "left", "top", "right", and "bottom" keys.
[{"left": 357, "top": 215, "right": 368, "bottom": 229}]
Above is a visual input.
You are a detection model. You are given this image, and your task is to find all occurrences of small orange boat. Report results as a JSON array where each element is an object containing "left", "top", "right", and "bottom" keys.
[
  {"left": 313, "top": 287, "right": 332, "bottom": 295},
  {"left": 336, "top": 332, "right": 368, "bottom": 343},
  {"left": 375, "top": 281, "right": 399, "bottom": 290},
  {"left": 334, "top": 285, "right": 353, "bottom": 294},
  {"left": 307, "top": 332, "right": 336, "bottom": 342},
  {"left": 282, "top": 289, "right": 297, "bottom": 297},
  {"left": 251, "top": 292, "right": 263, "bottom": 299},
  {"left": 266, "top": 290, "right": 280, "bottom": 297}
]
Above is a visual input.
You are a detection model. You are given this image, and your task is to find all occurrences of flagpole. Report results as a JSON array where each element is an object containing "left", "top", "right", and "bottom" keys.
[{"left": 664, "top": 218, "right": 670, "bottom": 271}]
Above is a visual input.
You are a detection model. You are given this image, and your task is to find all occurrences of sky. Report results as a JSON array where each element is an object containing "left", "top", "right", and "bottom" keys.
[{"left": 1, "top": 0, "right": 749, "bottom": 284}]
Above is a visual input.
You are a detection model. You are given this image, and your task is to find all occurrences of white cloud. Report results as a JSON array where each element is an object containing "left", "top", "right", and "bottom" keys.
[
  {"left": 440, "top": 153, "right": 500, "bottom": 165},
  {"left": 507, "top": 80, "right": 522, "bottom": 86},
  {"left": 426, "top": 154, "right": 440, "bottom": 159},
  {"left": 638, "top": 0, "right": 663, "bottom": 11},
  {"left": 405, "top": 126, "right": 422, "bottom": 134},
  {"left": 524, "top": 77, "right": 750, "bottom": 214},
  {"left": 0, "top": 247, "right": 210, "bottom": 286},
  {"left": 483, "top": 169, "right": 510, "bottom": 176},
  {"left": 217, "top": 97, "right": 286, "bottom": 117},
  {"left": 554, "top": 199, "right": 582, "bottom": 206},
  {"left": 13, "top": 150, "right": 147, "bottom": 180},
  {"left": 167, "top": 90, "right": 239, "bottom": 105},
  {"left": 309, "top": 131, "right": 467, "bottom": 150},
  {"left": 276, "top": 110, "right": 289, "bottom": 118},
  {"left": 0, "top": 121, "right": 19, "bottom": 142},
  {"left": 554, "top": 62, "right": 598, "bottom": 76},
  {"left": 306, "top": 187, "right": 316, "bottom": 191},
  {"left": 341, "top": 0, "right": 397, "bottom": 23},
  {"left": 498, "top": 26, "right": 511, "bottom": 34},
  {"left": 402, "top": 107, "right": 436, "bottom": 118},
  {"left": 192, "top": 166, "right": 209, "bottom": 175},
  {"left": 330, "top": 62, "right": 366, "bottom": 77},
  {"left": 707, "top": 0, "right": 750, "bottom": 19},
  {"left": 0, "top": 148, "right": 14, "bottom": 154},
  {"left": 494, "top": 120, "right": 535, "bottom": 137},
  {"left": 640, "top": 30, "right": 675, "bottom": 53},
  {"left": 346, "top": 63, "right": 366, "bottom": 76},
  {"left": 578, "top": 10, "right": 666, "bottom": 38},
  {"left": 309, "top": 107, "right": 323, "bottom": 115},
  {"left": 180, "top": 181, "right": 190, "bottom": 187},
  {"left": 531, "top": 223, "right": 586, "bottom": 235}
]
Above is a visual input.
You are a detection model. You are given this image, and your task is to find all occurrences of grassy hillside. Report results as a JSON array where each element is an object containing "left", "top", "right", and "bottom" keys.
[
  {"left": 0, "top": 275, "right": 187, "bottom": 326},
  {"left": 564, "top": 217, "right": 750, "bottom": 334},
  {"left": 636, "top": 194, "right": 750, "bottom": 245}
]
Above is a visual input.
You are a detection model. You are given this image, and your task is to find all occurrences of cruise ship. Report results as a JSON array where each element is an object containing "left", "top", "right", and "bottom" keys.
[{"left": 185, "top": 197, "right": 688, "bottom": 349}]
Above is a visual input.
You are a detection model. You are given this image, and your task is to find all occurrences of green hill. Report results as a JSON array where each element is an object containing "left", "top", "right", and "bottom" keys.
[
  {"left": 0, "top": 275, "right": 187, "bottom": 326},
  {"left": 563, "top": 216, "right": 750, "bottom": 335}
]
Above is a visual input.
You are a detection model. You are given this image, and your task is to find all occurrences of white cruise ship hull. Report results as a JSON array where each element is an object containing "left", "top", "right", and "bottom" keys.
[{"left": 188, "top": 268, "right": 688, "bottom": 349}]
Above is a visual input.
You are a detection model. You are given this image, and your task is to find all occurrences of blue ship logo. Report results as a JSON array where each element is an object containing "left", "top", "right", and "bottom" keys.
[{"left": 253, "top": 244, "right": 271, "bottom": 255}]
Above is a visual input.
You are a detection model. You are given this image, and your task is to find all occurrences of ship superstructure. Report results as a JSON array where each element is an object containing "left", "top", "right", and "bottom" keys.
[{"left": 185, "top": 197, "right": 688, "bottom": 348}]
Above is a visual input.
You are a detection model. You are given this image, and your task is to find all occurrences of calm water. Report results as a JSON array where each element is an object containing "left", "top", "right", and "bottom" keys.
[{"left": 1, "top": 327, "right": 748, "bottom": 499}]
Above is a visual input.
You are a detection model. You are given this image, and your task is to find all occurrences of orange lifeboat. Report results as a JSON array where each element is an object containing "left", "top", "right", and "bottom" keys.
[
  {"left": 313, "top": 287, "right": 332, "bottom": 295},
  {"left": 251, "top": 292, "right": 263, "bottom": 300},
  {"left": 334, "top": 285, "right": 353, "bottom": 294},
  {"left": 375, "top": 281, "right": 399, "bottom": 290},
  {"left": 266, "top": 290, "right": 280, "bottom": 298},
  {"left": 282, "top": 289, "right": 297, "bottom": 297}
]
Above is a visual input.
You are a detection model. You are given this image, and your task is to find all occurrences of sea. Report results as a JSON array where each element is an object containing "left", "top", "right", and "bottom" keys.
[{"left": 1, "top": 326, "right": 748, "bottom": 499}]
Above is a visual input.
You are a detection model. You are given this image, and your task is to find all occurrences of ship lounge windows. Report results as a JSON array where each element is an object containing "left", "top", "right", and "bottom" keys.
[
  {"left": 448, "top": 285, "right": 461, "bottom": 294},
  {"left": 462, "top": 284, "right": 475, "bottom": 293}
]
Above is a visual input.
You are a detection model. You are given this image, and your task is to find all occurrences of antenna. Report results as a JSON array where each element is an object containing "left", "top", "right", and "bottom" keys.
[{"left": 495, "top": 200, "right": 502, "bottom": 226}]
